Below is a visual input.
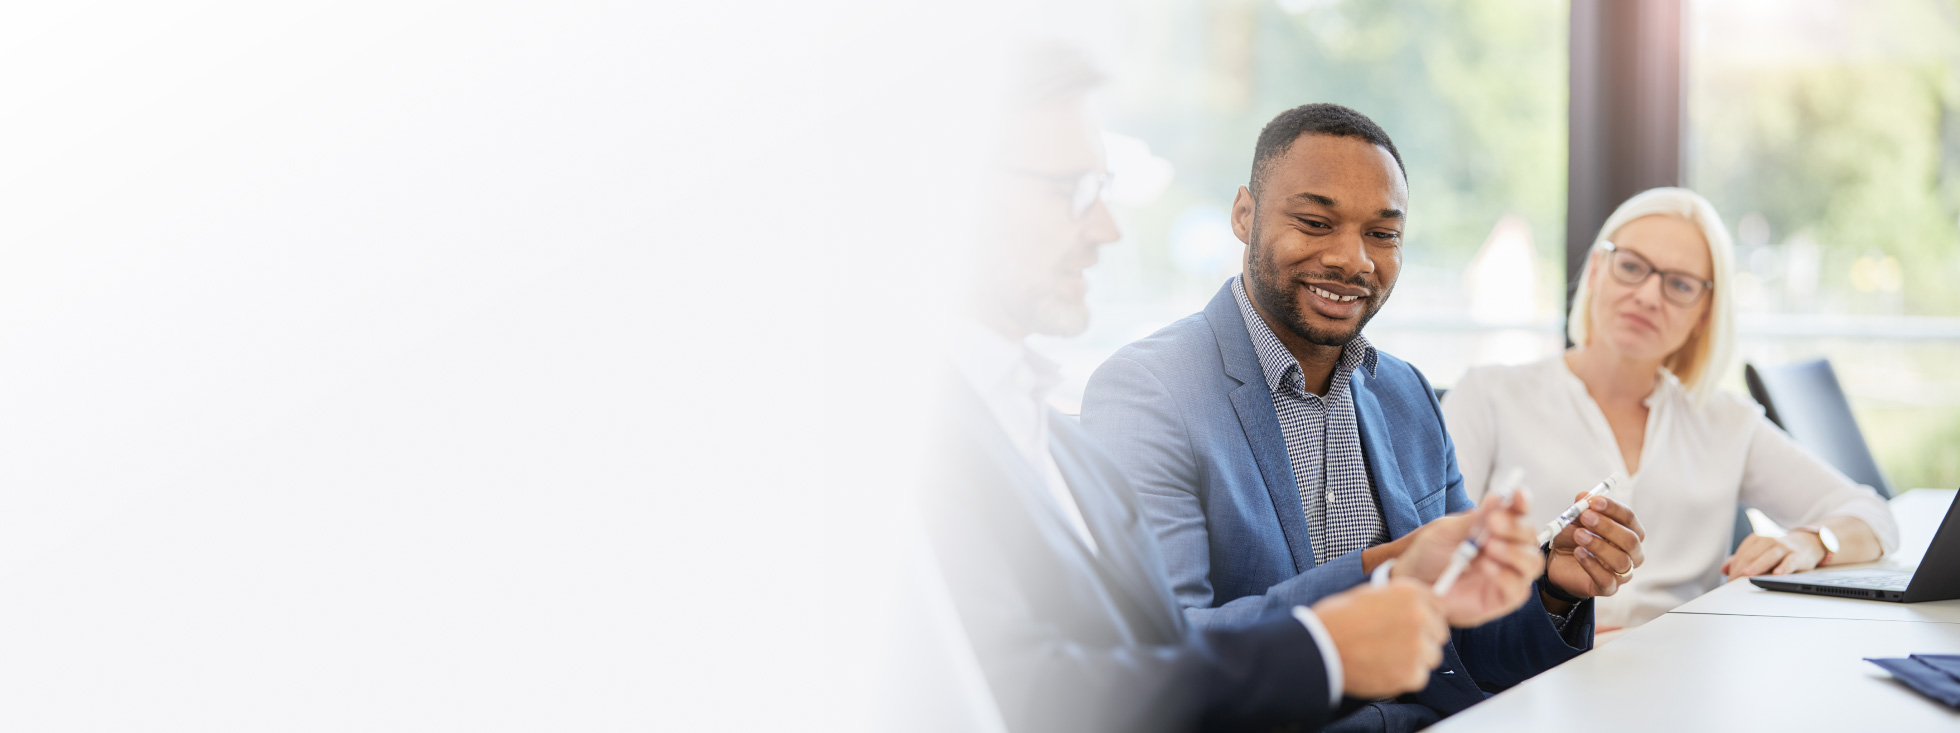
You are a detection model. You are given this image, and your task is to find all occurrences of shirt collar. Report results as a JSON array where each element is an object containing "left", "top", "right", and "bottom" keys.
[
  {"left": 950, "top": 318, "right": 1062, "bottom": 403},
  {"left": 1550, "top": 353, "right": 1677, "bottom": 409},
  {"left": 1231, "top": 275, "right": 1378, "bottom": 395}
]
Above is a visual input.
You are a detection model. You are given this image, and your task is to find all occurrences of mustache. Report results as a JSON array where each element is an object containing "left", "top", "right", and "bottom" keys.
[{"left": 1294, "top": 270, "right": 1377, "bottom": 296}]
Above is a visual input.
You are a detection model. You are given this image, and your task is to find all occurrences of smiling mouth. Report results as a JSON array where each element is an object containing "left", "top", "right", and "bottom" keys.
[{"left": 1308, "top": 284, "right": 1364, "bottom": 302}]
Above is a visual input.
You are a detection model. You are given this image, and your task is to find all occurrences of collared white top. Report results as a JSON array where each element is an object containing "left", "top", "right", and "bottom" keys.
[
  {"left": 1442, "top": 354, "right": 1900, "bottom": 630},
  {"left": 950, "top": 320, "right": 1096, "bottom": 555}
]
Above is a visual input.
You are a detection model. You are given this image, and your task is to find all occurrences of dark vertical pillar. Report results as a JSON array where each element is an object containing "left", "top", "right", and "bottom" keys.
[{"left": 1566, "top": 0, "right": 1684, "bottom": 319}]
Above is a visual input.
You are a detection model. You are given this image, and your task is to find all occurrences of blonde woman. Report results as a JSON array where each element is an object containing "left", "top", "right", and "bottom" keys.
[{"left": 1441, "top": 187, "right": 1899, "bottom": 632}]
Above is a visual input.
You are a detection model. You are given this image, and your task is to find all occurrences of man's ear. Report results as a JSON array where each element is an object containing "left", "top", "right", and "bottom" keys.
[{"left": 1230, "top": 185, "right": 1254, "bottom": 245}]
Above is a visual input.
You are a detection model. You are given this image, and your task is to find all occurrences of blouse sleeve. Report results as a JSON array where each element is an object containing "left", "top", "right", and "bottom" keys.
[
  {"left": 1737, "top": 413, "right": 1901, "bottom": 555},
  {"left": 1440, "top": 368, "right": 1495, "bottom": 502}
]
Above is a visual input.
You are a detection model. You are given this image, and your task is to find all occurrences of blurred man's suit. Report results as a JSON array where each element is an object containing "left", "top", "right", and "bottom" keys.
[
  {"left": 1082, "top": 281, "right": 1594, "bottom": 731},
  {"left": 922, "top": 346, "right": 1338, "bottom": 733}
]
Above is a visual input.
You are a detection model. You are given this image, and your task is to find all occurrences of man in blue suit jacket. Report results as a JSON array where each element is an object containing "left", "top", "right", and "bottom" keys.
[
  {"left": 922, "top": 51, "right": 1519, "bottom": 733},
  {"left": 1083, "top": 104, "right": 1649, "bottom": 732}
]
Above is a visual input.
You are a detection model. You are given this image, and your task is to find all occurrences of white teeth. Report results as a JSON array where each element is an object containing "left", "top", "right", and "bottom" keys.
[{"left": 1310, "top": 286, "right": 1360, "bottom": 302}]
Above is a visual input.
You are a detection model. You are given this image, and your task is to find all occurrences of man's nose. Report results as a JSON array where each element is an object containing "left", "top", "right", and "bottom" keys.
[
  {"left": 1080, "top": 199, "right": 1121, "bottom": 246},
  {"left": 1318, "top": 229, "right": 1372, "bottom": 275}
]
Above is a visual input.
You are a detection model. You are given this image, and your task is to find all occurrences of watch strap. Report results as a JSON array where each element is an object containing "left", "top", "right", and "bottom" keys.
[{"left": 1540, "top": 572, "right": 1586, "bottom": 605}]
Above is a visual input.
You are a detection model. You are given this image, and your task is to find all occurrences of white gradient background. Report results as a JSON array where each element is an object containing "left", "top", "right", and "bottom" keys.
[{"left": 0, "top": 1, "right": 1010, "bottom": 729}]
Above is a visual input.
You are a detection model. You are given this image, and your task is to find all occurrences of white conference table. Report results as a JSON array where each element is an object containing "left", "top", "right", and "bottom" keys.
[{"left": 1430, "top": 489, "right": 1960, "bottom": 732}]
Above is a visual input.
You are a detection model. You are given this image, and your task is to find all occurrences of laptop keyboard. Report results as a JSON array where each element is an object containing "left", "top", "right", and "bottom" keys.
[{"left": 1839, "top": 574, "right": 1913, "bottom": 590}]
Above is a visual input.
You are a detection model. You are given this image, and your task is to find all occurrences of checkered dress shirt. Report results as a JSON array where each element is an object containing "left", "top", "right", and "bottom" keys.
[{"left": 1232, "top": 276, "right": 1387, "bottom": 566}]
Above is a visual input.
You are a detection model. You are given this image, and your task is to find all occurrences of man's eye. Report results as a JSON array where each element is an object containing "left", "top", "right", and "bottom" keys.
[{"left": 1369, "top": 231, "right": 1400, "bottom": 240}]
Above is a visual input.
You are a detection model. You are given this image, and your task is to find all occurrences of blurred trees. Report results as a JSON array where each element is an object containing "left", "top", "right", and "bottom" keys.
[
  {"left": 1689, "top": 0, "right": 1960, "bottom": 491},
  {"left": 1690, "top": 0, "right": 1960, "bottom": 317},
  {"left": 1098, "top": 0, "right": 1960, "bottom": 489},
  {"left": 1104, "top": 0, "right": 1567, "bottom": 304}
]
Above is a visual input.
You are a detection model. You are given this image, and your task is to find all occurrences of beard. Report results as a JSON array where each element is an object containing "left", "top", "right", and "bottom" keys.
[
  {"left": 1245, "top": 216, "right": 1392, "bottom": 347},
  {"left": 1020, "top": 287, "right": 1091, "bottom": 337}
]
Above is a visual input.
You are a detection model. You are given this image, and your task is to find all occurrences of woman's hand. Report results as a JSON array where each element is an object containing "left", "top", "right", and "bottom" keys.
[{"left": 1723, "top": 532, "right": 1827, "bottom": 580}]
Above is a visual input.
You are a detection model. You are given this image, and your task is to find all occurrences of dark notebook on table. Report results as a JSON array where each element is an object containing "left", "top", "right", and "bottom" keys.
[{"left": 1866, "top": 655, "right": 1960, "bottom": 708}]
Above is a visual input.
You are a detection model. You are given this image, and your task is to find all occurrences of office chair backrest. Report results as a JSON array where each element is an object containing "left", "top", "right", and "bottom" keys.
[
  {"left": 1744, "top": 359, "right": 1894, "bottom": 499},
  {"left": 1730, "top": 509, "right": 1753, "bottom": 554}
]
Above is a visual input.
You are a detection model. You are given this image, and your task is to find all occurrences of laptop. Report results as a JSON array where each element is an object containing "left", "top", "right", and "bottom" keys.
[{"left": 1751, "top": 489, "right": 1960, "bottom": 603}]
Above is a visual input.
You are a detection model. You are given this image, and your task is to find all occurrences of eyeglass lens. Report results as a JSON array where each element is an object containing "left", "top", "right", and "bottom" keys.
[
  {"left": 1070, "top": 172, "right": 1109, "bottom": 217},
  {"left": 1610, "top": 248, "right": 1706, "bottom": 305}
]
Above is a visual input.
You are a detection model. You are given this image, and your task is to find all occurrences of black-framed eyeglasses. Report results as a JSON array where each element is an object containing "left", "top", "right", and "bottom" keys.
[
  {"left": 1600, "top": 240, "right": 1714, "bottom": 307},
  {"left": 1007, "top": 168, "right": 1113, "bottom": 219}
]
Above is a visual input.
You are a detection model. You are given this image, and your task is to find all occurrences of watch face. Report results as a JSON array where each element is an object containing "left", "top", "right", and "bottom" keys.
[{"left": 1818, "top": 527, "right": 1841, "bottom": 554}]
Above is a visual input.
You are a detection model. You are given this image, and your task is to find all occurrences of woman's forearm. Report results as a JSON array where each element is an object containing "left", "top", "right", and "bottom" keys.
[{"left": 1819, "top": 514, "right": 1883, "bottom": 565}]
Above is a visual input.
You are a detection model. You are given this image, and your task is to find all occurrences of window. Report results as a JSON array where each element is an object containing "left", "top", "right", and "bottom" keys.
[
  {"left": 1687, "top": 0, "right": 1960, "bottom": 490},
  {"left": 1042, "top": 0, "right": 1570, "bottom": 410}
]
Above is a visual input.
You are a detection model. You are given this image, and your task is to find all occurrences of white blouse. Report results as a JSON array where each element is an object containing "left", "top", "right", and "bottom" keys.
[{"left": 1441, "top": 355, "right": 1900, "bottom": 630}]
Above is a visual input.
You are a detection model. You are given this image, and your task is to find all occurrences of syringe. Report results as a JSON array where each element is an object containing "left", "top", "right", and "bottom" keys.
[
  {"left": 1535, "top": 472, "right": 1627, "bottom": 547},
  {"left": 1433, "top": 468, "right": 1526, "bottom": 596}
]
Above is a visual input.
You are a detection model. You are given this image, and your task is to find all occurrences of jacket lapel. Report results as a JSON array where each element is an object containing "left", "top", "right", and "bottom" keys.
[
  {"left": 1350, "top": 368, "right": 1422, "bottom": 539},
  {"left": 943, "top": 378, "right": 1185, "bottom": 642},
  {"left": 1205, "top": 282, "right": 1317, "bottom": 572},
  {"left": 1348, "top": 362, "right": 1487, "bottom": 705},
  {"left": 1049, "top": 416, "right": 1185, "bottom": 641},
  {"left": 945, "top": 381, "right": 1103, "bottom": 567}
]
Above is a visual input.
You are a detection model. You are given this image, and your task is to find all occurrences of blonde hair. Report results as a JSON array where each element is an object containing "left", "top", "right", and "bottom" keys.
[{"left": 1566, "top": 187, "right": 1737, "bottom": 404}]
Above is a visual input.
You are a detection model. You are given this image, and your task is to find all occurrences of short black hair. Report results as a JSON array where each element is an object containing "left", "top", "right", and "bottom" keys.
[{"left": 1250, "top": 103, "right": 1405, "bottom": 195}]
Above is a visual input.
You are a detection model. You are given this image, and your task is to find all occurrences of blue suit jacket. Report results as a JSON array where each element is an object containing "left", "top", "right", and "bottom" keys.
[
  {"left": 1080, "top": 281, "right": 1591, "bottom": 728},
  {"left": 923, "top": 379, "right": 1337, "bottom": 733}
]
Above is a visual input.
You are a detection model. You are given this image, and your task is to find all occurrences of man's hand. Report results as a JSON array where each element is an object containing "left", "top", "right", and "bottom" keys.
[
  {"left": 1390, "top": 490, "right": 1544, "bottom": 627},
  {"left": 1545, "top": 493, "right": 1646, "bottom": 601},
  {"left": 1311, "top": 579, "right": 1449, "bottom": 699},
  {"left": 1723, "top": 532, "right": 1826, "bottom": 580}
]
